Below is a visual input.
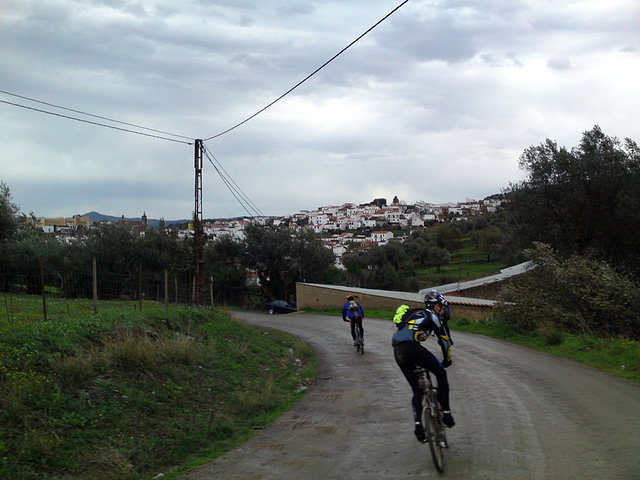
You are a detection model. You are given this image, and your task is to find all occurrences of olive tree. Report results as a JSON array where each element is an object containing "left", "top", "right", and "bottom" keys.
[
  {"left": 0, "top": 182, "right": 19, "bottom": 242},
  {"left": 504, "top": 125, "right": 640, "bottom": 273}
]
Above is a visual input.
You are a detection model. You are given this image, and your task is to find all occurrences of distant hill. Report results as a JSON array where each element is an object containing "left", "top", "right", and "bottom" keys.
[
  {"left": 82, "top": 212, "right": 265, "bottom": 228},
  {"left": 83, "top": 212, "right": 187, "bottom": 228}
]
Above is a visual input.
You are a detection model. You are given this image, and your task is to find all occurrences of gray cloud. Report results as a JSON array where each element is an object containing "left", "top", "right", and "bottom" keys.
[
  {"left": 547, "top": 57, "right": 572, "bottom": 71},
  {"left": 1, "top": 0, "right": 639, "bottom": 220}
]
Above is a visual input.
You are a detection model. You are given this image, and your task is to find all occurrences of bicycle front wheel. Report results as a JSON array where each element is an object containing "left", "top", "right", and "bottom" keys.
[{"left": 424, "top": 408, "right": 445, "bottom": 472}]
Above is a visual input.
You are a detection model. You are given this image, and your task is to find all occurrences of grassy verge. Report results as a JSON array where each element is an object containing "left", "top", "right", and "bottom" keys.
[
  {"left": 1, "top": 293, "right": 170, "bottom": 323},
  {"left": 304, "top": 307, "right": 639, "bottom": 383},
  {"left": 0, "top": 297, "right": 316, "bottom": 480},
  {"left": 449, "top": 317, "right": 640, "bottom": 383}
]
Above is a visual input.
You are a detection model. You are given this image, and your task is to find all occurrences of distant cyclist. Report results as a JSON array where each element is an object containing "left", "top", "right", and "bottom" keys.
[
  {"left": 392, "top": 291, "right": 454, "bottom": 442},
  {"left": 342, "top": 295, "right": 365, "bottom": 346}
]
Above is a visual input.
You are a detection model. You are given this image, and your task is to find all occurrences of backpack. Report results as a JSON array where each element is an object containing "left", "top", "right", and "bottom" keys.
[
  {"left": 393, "top": 305, "right": 422, "bottom": 328},
  {"left": 348, "top": 301, "right": 362, "bottom": 320}
]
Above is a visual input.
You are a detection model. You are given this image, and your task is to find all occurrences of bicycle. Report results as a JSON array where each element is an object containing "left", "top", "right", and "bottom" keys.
[
  {"left": 354, "top": 321, "right": 364, "bottom": 355},
  {"left": 414, "top": 366, "right": 447, "bottom": 472}
]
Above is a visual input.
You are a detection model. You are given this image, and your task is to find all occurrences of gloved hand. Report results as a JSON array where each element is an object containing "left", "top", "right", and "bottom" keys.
[
  {"left": 342, "top": 318, "right": 349, "bottom": 322},
  {"left": 442, "top": 359, "right": 452, "bottom": 368}
]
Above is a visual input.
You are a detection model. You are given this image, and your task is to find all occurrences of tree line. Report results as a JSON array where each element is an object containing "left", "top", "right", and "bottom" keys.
[
  {"left": 0, "top": 208, "right": 338, "bottom": 307},
  {"left": 0, "top": 191, "right": 505, "bottom": 306}
]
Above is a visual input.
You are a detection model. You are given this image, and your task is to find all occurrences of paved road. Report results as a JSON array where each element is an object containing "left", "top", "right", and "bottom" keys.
[{"left": 183, "top": 312, "right": 640, "bottom": 480}]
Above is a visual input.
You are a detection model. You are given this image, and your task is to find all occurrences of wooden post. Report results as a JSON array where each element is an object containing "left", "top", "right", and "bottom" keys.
[
  {"left": 92, "top": 256, "right": 98, "bottom": 314},
  {"left": 194, "top": 139, "right": 203, "bottom": 305},
  {"left": 164, "top": 270, "right": 169, "bottom": 312},
  {"left": 39, "top": 257, "right": 48, "bottom": 320},
  {"left": 3, "top": 290, "right": 11, "bottom": 323},
  {"left": 209, "top": 277, "right": 214, "bottom": 309},
  {"left": 138, "top": 265, "right": 142, "bottom": 312}
]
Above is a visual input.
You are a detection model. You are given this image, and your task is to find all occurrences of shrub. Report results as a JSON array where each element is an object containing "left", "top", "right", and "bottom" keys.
[{"left": 499, "top": 242, "right": 640, "bottom": 338}]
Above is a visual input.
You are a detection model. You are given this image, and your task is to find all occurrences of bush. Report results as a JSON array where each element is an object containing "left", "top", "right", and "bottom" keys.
[
  {"left": 498, "top": 243, "right": 640, "bottom": 338},
  {"left": 538, "top": 320, "right": 563, "bottom": 345}
]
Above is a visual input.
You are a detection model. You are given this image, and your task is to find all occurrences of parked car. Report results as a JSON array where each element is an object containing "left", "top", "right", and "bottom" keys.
[{"left": 265, "top": 300, "right": 297, "bottom": 314}]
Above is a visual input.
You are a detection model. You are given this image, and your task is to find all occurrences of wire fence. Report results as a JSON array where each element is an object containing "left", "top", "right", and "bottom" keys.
[{"left": 0, "top": 261, "right": 245, "bottom": 322}]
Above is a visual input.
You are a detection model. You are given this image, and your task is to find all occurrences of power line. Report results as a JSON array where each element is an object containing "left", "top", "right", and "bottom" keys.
[
  {"left": 202, "top": 0, "right": 410, "bottom": 142},
  {"left": 0, "top": 89, "right": 194, "bottom": 141},
  {"left": 202, "top": 146, "right": 265, "bottom": 218},
  {"left": 206, "top": 156, "right": 260, "bottom": 219},
  {"left": 0, "top": 99, "right": 194, "bottom": 145},
  {"left": 203, "top": 146, "right": 265, "bottom": 218},
  {"left": 2, "top": 0, "right": 409, "bottom": 145},
  {"left": 206, "top": 148, "right": 266, "bottom": 217}
]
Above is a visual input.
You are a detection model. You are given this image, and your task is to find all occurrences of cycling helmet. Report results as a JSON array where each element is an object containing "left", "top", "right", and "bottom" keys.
[
  {"left": 346, "top": 295, "right": 354, "bottom": 301},
  {"left": 424, "top": 290, "right": 446, "bottom": 308}
]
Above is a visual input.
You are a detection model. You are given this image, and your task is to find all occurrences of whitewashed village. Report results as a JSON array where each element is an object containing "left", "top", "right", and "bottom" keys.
[{"left": 35, "top": 196, "right": 502, "bottom": 268}]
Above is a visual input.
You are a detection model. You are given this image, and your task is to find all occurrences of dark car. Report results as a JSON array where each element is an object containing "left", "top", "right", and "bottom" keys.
[{"left": 265, "top": 300, "right": 297, "bottom": 314}]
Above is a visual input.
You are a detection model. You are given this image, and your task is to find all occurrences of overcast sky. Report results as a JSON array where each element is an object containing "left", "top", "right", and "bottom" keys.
[{"left": 2, "top": 0, "right": 639, "bottom": 220}]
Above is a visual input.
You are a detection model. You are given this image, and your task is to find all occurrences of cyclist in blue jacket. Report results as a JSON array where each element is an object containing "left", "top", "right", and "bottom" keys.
[
  {"left": 392, "top": 291, "right": 454, "bottom": 442},
  {"left": 342, "top": 295, "right": 364, "bottom": 346}
]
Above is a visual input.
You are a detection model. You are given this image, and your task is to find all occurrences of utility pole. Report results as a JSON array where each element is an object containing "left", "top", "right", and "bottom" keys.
[{"left": 193, "top": 139, "right": 204, "bottom": 304}]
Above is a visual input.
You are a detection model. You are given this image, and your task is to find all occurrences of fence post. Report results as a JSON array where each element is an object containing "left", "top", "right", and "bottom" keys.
[
  {"left": 39, "top": 257, "right": 48, "bottom": 320},
  {"left": 210, "top": 277, "right": 214, "bottom": 310},
  {"left": 139, "top": 265, "right": 142, "bottom": 312},
  {"left": 164, "top": 270, "right": 169, "bottom": 312},
  {"left": 92, "top": 256, "right": 98, "bottom": 314},
  {"left": 3, "top": 290, "right": 12, "bottom": 323}
]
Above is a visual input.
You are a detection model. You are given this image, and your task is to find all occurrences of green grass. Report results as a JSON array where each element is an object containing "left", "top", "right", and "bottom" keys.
[
  {"left": 0, "top": 291, "right": 172, "bottom": 323},
  {"left": 450, "top": 317, "right": 640, "bottom": 383},
  {"left": 415, "top": 239, "right": 507, "bottom": 286},
  {"left": 0, "top": 295, "right": 316, "bottom": 480},
  {"left": 417, "top": 259, "right": 506, "bottom": 286}
]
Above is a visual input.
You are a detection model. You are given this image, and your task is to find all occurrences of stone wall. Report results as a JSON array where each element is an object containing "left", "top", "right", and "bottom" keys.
[
  {"left": 296, "top": 283, "right": 422, "bottom": 311},
  {"left": 296, "top": 282, "right": 495, "bottom": 322}
]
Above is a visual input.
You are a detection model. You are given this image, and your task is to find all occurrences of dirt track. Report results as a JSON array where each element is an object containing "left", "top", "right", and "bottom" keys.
[{"left": 182, "top": 312, "right": 640, "bottom": 480}]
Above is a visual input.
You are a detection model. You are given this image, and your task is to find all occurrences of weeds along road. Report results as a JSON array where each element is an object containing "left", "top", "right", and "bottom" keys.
[{"left": 183, "top": 312, "right": 640, "bottom": 480}]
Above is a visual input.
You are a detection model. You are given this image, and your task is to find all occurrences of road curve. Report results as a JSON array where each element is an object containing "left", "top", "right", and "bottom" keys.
[{"left": 183, "top": 312, "right": 640, "bottom": 480}]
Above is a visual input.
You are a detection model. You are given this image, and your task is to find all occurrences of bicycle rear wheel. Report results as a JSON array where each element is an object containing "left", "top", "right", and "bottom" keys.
[
  {"left": 424, "top": 406, "right": 445, "bottom": 472},
  {"left": 356, "top": 324, "right": 364, "bottom": 355}
]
